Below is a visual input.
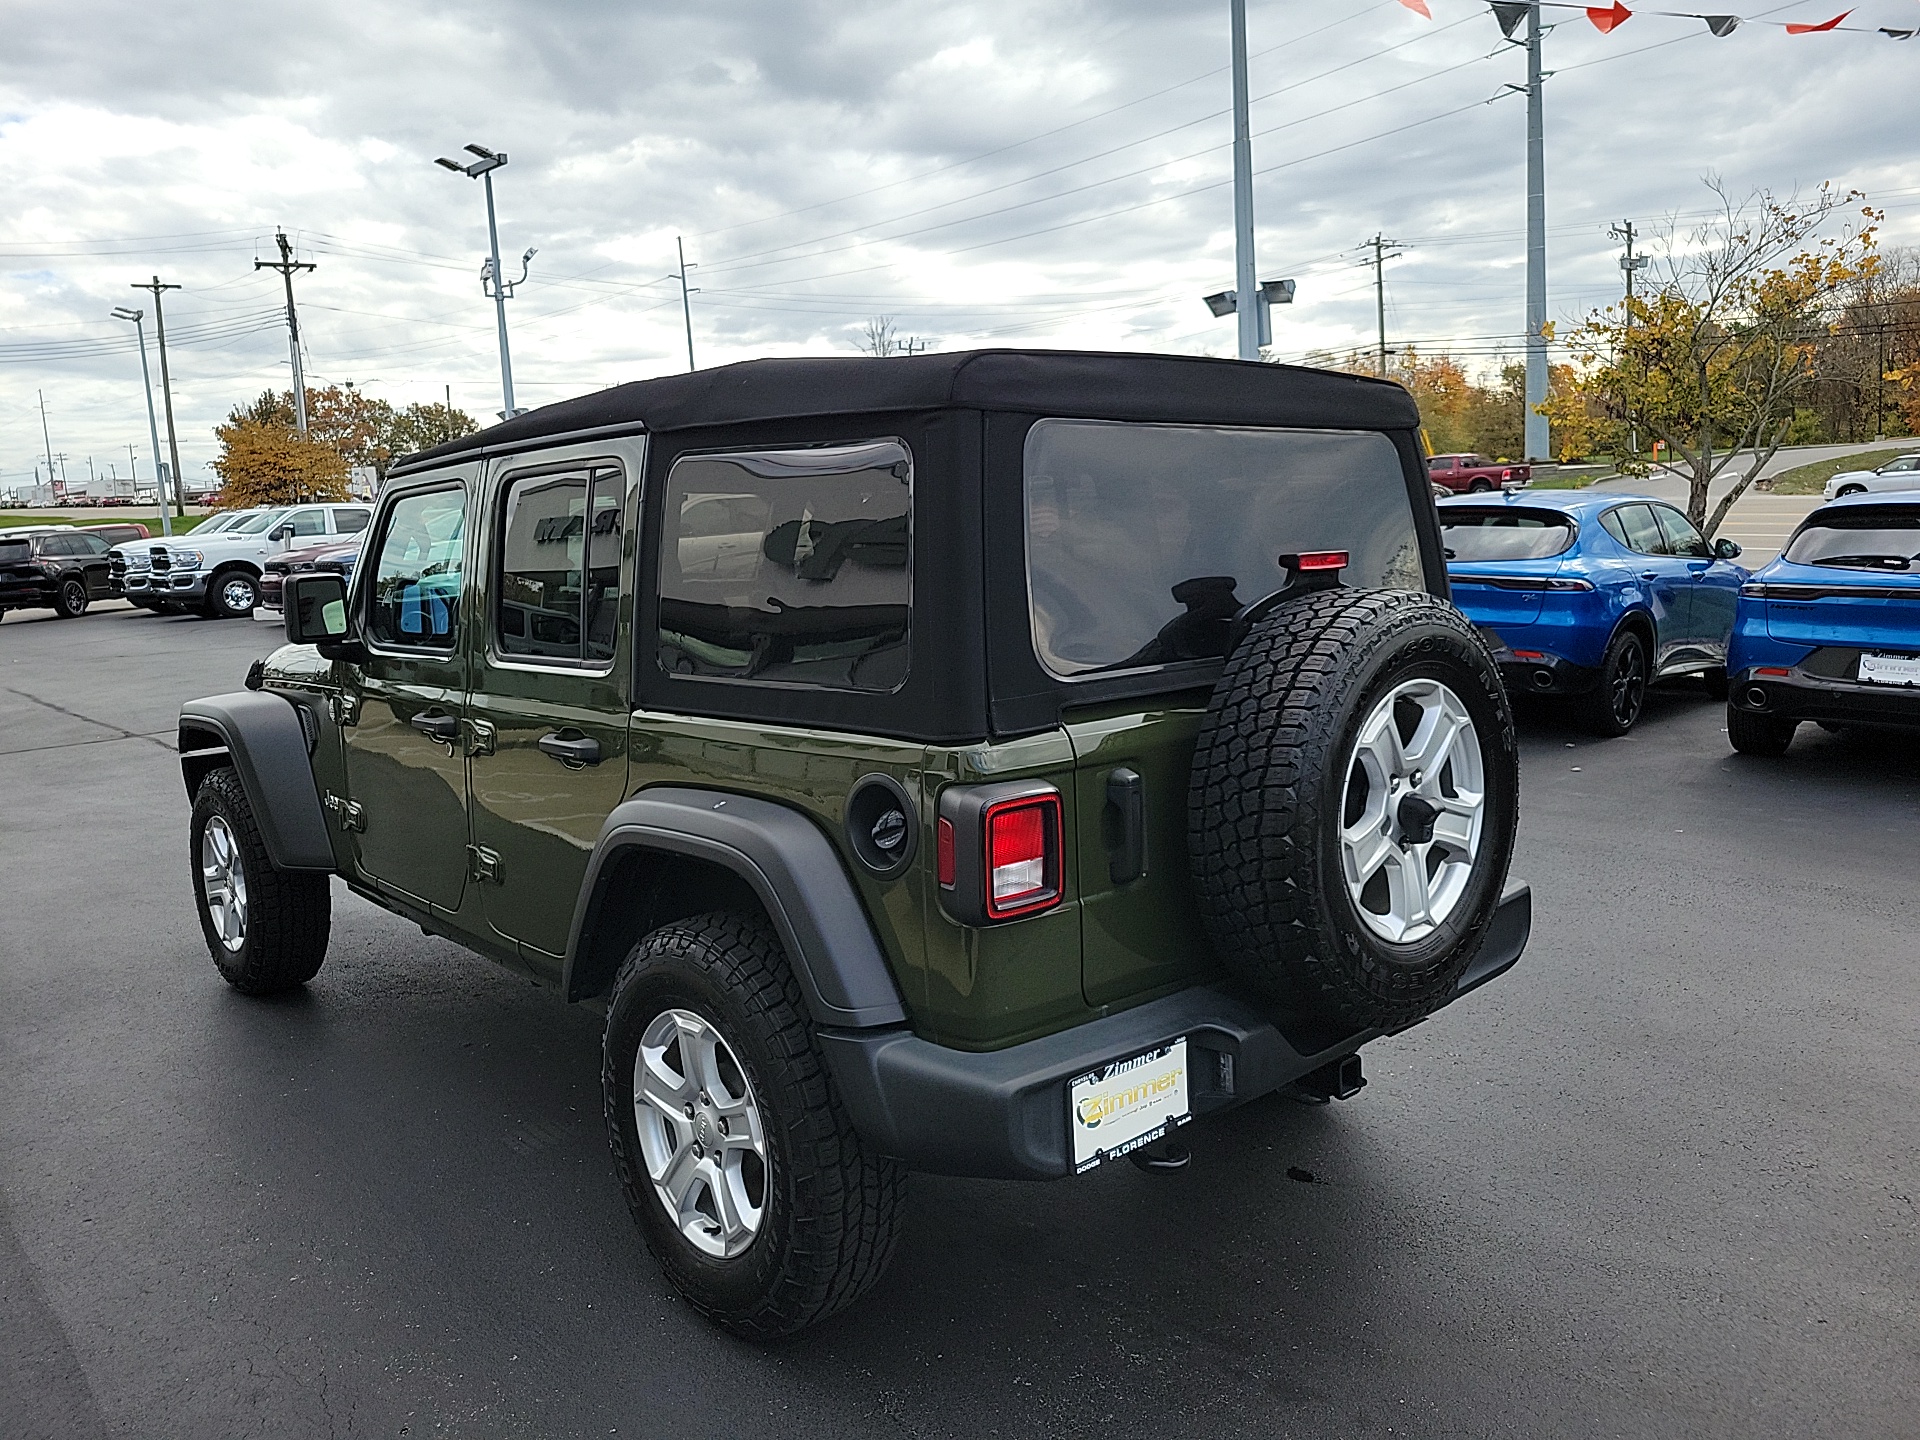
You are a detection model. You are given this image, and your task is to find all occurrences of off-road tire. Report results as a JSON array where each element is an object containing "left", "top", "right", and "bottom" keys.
[
  {"left": 52, "top": 577, "right": 88, "bottom": 618},
  {"left": 1580, "top": 625, "right": 1650, "bottom": 737},
  {"left": 206, "top": 568, "right": 259, "bottom": 620},
  {"left": 189, "top": 766, "right": 331, "bottom": 994},
  {"left": 1727, "top": 705, "right": 1797, "bottom": 757},
  {"left": 603, "top": 911, "right": 907, "bottom": 1339},
  {"left": 1188, "top": 588, "right": 1519, "bottom": 1032}
]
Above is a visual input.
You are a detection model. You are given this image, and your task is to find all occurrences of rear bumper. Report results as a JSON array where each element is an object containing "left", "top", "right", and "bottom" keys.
[
  {"left": 0, "top": 580, "right": 55, "bottom": 608},
  {"left": 823, "top": 877, "right": 1532, "bottom": 1181},
  {"left": 1495, "top": 651, "right": 1601, "bottom": 697},
  {"left": 1734, "top": 671, "right": 1920, "bottom": 728}
]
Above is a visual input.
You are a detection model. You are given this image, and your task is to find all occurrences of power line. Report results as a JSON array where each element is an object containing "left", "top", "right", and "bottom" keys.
[{"left": 256, "top": 229, "right": 316, "bottom": 430}]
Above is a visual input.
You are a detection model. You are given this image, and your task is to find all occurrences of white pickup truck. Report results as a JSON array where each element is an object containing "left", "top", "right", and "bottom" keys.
[{"left": 117, "top": 503, "right": 372, "bottom": 618}]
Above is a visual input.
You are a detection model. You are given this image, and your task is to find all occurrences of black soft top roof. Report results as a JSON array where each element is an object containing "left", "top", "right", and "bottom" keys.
[{"left": 395, "top": 348, "right": 1418, "bottom": 473}]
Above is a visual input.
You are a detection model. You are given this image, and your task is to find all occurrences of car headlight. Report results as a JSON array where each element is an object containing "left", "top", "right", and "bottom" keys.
[{"left": 171, "top": 549, "right": 204, "bottom": 568}]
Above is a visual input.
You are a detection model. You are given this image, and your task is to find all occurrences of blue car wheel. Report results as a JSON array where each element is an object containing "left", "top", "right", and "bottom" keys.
[{"left": 1583, "top": 627, "right": 1649, "bottom": 736}]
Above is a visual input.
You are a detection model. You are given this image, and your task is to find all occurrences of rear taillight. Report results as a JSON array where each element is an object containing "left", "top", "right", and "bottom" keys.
[
  {"left": 1292, "top": 550, "right": 1348, "bottom": 572},
  {"left": 984, "top": 797, "right": 1060, "bottom": 918},
  {"left": 1756, "top": 666, "right": 1791, "bottom": 677},
  {"left": 935, "top": 781, "right": 1065, "bottom": 925}
]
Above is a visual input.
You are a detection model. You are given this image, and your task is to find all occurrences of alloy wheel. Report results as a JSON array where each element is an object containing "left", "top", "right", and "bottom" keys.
[
  {"left": 1609, "top": 635, "right": 1648, "bottom": 729},
  {"left": 200, "top": 814, "right": 248, "bottom": 953},
  {"left": 1339, "top": 678, "right": 1486, "bottom": 944},
  {"left": 633, "top": 1007, "right": 769, "bottom": 1259},
  {"left": 221, "top": 575, "right": 258, "bottom": 614}
]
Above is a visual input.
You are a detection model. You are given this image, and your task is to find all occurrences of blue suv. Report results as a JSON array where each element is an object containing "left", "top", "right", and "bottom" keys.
[
  {"left": 1724, "top": 490, "right": 1920, "bottom": 755},
  {"left": 1439, "top": 491, "right": 1748, "bottom": 735}
]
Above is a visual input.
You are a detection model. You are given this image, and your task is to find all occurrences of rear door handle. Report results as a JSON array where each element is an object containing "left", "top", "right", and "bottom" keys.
[
  {"left": 538, "top": 731, "right": 602, "bottom": 766},
  {"left": 1640, "top": 570, "right": 1659, "bottom": 580},
  {"left": 409, "top": 711, "right": 459, "bottom": 742}
]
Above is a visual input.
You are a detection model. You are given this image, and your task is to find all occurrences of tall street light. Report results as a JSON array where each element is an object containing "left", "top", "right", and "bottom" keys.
[
  {"left": 111, "top": 305, "right": 173, "bottom": 536},
  {"left": 435, "top": 144, "right": 535, "bottom": 419}
]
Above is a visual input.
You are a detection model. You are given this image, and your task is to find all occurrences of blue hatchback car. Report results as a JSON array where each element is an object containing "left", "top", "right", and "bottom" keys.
[
  {"left": 1438, "top": 491, "right": 1749, "bottom": 734},
  {"left": 1724, "top": 490, "right": 1920, "bottom": 755}
]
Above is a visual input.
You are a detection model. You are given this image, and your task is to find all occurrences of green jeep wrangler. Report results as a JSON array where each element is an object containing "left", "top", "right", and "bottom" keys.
[{"left": 178, "top": 350, "right": 1529, "bottom": 1337}]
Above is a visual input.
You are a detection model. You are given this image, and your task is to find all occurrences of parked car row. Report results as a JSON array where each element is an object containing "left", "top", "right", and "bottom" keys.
[
  {"left": 110, "top": 502, "right": 369, "bottom": 618},
  {"left": 1439, "top": 488, "right": 1920, "bottom": 755}
]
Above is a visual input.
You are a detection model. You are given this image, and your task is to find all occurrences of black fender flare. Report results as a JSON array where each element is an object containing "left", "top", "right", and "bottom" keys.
[
  {"left": 564, "top": 787, "right": 909, "bottom": 1030},
  {"left": 177, "top": 691, "right": 334, "bottom": 872}
]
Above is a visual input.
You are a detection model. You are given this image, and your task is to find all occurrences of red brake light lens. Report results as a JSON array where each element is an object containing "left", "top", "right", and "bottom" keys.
[
  {"left": 1756, "top": 666, "right": 1791, "bottom": 677},
  {"left": 982, "top": 796, "right": 1061, "bottom": 919},
  {"left": 1294, "top": 550, "right": 1348, "bottom": 572}
]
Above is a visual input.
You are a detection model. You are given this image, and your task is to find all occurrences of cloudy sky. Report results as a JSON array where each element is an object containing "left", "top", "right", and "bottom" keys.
[{"left": 1, "top": 0, "right": 1915, "bottom": 498}]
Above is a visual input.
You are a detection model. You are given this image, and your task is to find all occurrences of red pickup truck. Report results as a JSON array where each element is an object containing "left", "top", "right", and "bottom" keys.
[{"left": 1429, "top": 453, "right": 1531, "bottom": 494}]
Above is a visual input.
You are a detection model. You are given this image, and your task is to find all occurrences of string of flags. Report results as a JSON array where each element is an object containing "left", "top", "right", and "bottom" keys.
[{"left": 1395, "top": 0, "right": 1918, "bottom": 39}]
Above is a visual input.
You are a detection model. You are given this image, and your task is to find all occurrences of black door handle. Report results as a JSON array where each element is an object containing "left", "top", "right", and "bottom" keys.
[
  {"left": 538, "top": 731, "right": 602, "bottom": 766},
  {"left": 409, "top": 711, "right": 460, "bottom": 742},
  {"left": 1104, "top": 767, "right": 1146, "bottom": 885}
]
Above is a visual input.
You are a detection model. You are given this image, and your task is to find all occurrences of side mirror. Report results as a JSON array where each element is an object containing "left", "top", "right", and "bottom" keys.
[
  {"left": 1714, "top": 538, "right": 1743, "bottom": 560},
  {"left": 268, "top": 524, "right": 291, "bottom": 541},
  {"left": 284, "top": 572, "right": 363, "bottom": 660}
]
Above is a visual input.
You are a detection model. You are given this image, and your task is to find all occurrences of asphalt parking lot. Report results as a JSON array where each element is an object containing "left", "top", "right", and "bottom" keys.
[{"left": 3, "top": 602, "right": 1916, "bottom": 1439}]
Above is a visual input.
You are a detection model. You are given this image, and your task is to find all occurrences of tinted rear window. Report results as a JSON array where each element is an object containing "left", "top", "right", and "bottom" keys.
[
  {"left": 1025, "top": 420, "right": 1421, "bottom": 677},
  {"left": 0, "top": 538, "right": 30, "bottom": 564},
  {"left": 1784, "top": 510, "right": 1920, "bottom": 571},
  {"left": 1441, "top": 508, "right": 1577, "bottom": 562},
  {"left": 658, "top": 440, "right": 911, "bottom": 691}
]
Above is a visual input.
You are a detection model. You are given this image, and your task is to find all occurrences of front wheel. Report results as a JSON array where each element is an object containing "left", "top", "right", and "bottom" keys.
[
  {"left": 207, "top": 569, "right": 259, "bottom": 619},
  {"left": 190, "top": 767, "right": 331, "bottom": 993},
  {"left": 53, "top": 577, "right": 88, "bottom": 618},
  {"left": 1835, "top": 485, "right": 1866, "bottom": 498},
  {"left": 603, "top": 912, "right": 906, "bottom": 1338},
  {"left": 1727, "top": 705, "right": 1797, "bottom": 756},
  {"left": 1580, "top": 627, "right": 1649, "bottom": 736}
]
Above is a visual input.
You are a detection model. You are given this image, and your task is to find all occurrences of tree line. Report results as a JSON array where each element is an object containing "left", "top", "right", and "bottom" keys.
[{"left": 211, "top": 384, "right": 478, "bottom": 509}]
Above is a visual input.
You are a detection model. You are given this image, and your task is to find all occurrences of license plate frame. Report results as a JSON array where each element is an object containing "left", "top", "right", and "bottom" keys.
[
  {"left": 1068, "top": 1038, "right": 1191, "bottom": 1174},
  {"left": 1858, "top": 651, "right": 1920, "bottom": 687}
]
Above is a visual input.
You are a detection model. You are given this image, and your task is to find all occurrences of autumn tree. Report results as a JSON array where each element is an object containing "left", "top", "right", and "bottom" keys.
[
  {"left": 211, "top": 417, "right": 349, "bottom": 507},
  {"left": 386, "top": 401, "right": 480, "bottom": 458},
  {"left": 1545, "top": 182, "right": 1879, "bottom": 537}
]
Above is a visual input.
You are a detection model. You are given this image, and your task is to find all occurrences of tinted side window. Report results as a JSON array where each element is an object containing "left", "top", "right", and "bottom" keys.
[
  {"left": 1025, "top": 420, "right": 1421, "bottom": 677},
  {"left": 335, "top": 507, "right": 371, "bottom": 534},
  {"left": 1605, "top": 504, "right": 1668, "bottom": 555},
  {"left": 658, "top": 441, "right": 910, "bottom": 691},
  {"left": 496, "top": 464, "right": 623, "bottom": 665},
  {"left": 285, "top": 508, "right": 327, "bottom": 537},
  {"left": 366, "top": 488, "right": 465, "bottom": 650},
  {"left": 1653, "top": 505, "right": 1710, "bottom": 558},
  {"left": 73, "top": 531, "right": 110, "bottom": 555}
]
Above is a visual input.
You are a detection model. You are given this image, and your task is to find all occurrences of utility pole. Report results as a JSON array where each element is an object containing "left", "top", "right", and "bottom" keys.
[
  {"left": 1609, "top": 220, "right": 1647, "bottom": 456},
  {"left": 674, "top": 236, "right": 699, "bottom": 371},
  {"left": 1523, "top": 1, "right": 1550, "bottom": 462},
  {"left": 1228, "top": 0, "right": 1259, "bottom": 361},
  {"left": 256, "top": 230, "right": 316, "bottom": 431},
  {"left": 111, "top": 304, "right": 172, "bottom": 534},
  {"left": 1367, "top": 235, "right": 1405, "bottom": 378},
  {"left": 131, "top": 277, "right": 186, "bottom": 518},
  {"left": 37, "top": 390, "right": 57, "bottom": 502}
]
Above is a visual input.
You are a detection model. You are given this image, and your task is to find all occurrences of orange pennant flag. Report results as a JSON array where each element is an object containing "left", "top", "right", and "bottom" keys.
[
  {"left": 1397, "top": 0, "right": 1432, "bottom": 15},
  {"left": 1588, "top": 3, "right": 1633, "bottom": 32},
  {"left": 1785, "top": 10, "right": 1850, "bottom": 31}
]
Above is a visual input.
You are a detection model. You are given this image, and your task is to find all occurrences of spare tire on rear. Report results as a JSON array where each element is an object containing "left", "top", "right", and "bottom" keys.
[{"left": 1188, "top": 587, "right": 1518, "bottom": 1032}]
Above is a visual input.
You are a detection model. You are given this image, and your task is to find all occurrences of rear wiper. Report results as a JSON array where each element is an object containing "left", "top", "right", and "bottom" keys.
[{"left": 1810, "top": 553, "right": 1915, "bottom": 570}]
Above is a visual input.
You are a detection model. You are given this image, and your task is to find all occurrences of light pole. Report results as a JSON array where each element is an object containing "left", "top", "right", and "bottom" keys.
[
  {"left": 1228, "top": 0, "right": 1259, "bottom": 361},
  {"left": 112, "top": 305, "right": 172, "bottom": 536},
  {"left": 436, "top": 144, "right": 535, "bottom": 419}
]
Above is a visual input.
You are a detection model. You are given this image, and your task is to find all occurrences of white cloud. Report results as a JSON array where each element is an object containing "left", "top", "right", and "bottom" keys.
[{"left": 1, "top": 0, "right": 1916, "bottom": 496}]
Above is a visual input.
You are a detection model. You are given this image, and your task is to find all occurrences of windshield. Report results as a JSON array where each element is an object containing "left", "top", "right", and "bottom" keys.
[
  {"left": 230, "top": 509, "right": 288, "bottom": 536},
  {"left": 1784, "top": 511, "right": 1920, "bottom": 571},
  {"left": 197, "top": 512, "right": 247, "bottom": 535},
  {"left": 1025, "top": 420, "right": 1422, "bottom": 676},
  {"left": 1441, "top": 508, "right": 1577, "bottom": 562}
]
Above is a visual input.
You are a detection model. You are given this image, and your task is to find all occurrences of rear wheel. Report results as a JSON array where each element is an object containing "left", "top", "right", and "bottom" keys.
[
  {"left": 1468, "top": 478, "right": 1494, "bottom": 493},
  {"left": 52, "top": 576, "right": 88, "bottom": 618},
  {"left": 190, "top": 767, "right": 331, "bottom": 994},
  {"left": 1701, "top": 666, "right": 1730, "bottom": 701},
  {"left": 1580, "top": 626, "right": 1649, "bottom": 736},
  {"left": 1189, "top": 588, "right": 1520, "bottom": 1031},
  {"left": 1727, "top": 705, "right": 1797, "bottom": 756},
  {"left": 603, "top": 911, "right": 907, "bottom": 1338},
  {"left": 207, "top": 568, "right": 259, "bottom": 619}
]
